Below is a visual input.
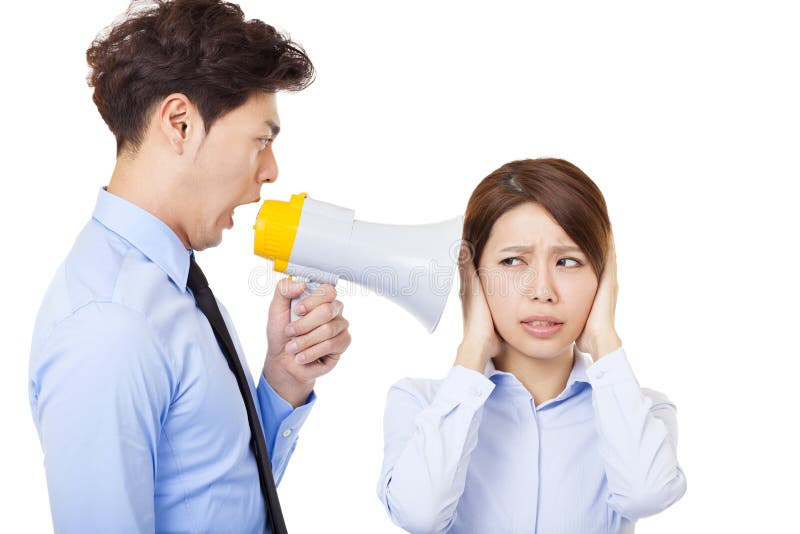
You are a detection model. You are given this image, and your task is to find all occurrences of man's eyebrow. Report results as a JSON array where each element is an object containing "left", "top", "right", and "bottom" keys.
[
  {"left": 498, "top": 244, "right": 583, "bottom": 254},
  {"left": 265, "top": 121, "right": 280, "bottom": 136}
]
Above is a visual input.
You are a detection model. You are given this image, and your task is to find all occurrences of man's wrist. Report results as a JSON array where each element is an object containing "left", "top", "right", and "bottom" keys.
[{"left": 263, "top": 364, "right": 315, "bottom": 408}]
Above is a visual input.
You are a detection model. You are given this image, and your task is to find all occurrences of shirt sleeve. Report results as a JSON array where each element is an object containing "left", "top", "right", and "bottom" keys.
[
  {"left": 585, "top": 347, "right": 688, "bottom": 521},
  {"left": 28, "top": 302, "right": 176, "bottom": 534},
  {"left": 256, "top": 374, "right": 316, "bottom": 485},
  {"left": 377, "top": 366, "right": 495, "bottom": 534}
]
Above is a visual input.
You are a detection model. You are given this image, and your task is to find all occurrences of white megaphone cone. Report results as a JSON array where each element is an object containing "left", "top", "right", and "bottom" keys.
[{"left": 254, "top": 193, "right": 463, "bottom": 332}]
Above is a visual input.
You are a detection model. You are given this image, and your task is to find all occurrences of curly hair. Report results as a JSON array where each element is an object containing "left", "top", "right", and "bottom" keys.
[{"left": 86, "top": 0, "right": 315, "bottom": 155}]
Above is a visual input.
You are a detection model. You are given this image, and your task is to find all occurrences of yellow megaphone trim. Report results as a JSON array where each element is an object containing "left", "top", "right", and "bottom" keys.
[{"left": 253, "top": 192, "right": 308, "bottom": 272}]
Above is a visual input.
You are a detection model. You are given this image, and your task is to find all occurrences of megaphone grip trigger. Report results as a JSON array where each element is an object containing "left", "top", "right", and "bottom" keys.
[{"left": 291, "top": 278, "right": 322, "bottom": 323}]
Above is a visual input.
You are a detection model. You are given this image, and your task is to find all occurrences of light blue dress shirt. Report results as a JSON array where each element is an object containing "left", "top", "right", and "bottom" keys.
[
  {"left": 29, "top": 187, "right": 315, "bottom": 533},
  {"left": 378, "top": 345, "right": 686, "bottom": 534}
]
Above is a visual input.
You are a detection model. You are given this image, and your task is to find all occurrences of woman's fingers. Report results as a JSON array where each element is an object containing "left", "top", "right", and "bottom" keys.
[
  {"left": 601, "top": 231, "right": 618, "bottom": 291},
  {"left": 458, "top": 242, "right": 480, "bottom": 316}
]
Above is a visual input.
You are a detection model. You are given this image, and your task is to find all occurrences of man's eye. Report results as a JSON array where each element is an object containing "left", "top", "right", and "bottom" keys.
[
  {"left": 500, "top": 257, "right": 524, "bottom": 266},
  {"left": 558, "top": 258, "right": 582, "bottom": 268}
]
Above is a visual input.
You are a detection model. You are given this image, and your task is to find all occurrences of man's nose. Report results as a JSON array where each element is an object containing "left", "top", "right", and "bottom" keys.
[{"left": 257, "top": 151, "right": 278, "bottom": 184}]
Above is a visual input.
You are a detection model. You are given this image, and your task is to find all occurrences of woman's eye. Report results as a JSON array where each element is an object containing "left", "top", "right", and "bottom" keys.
[
  {"left": 558, "top": 257, "right": 582, "bottom": 268},
  {"left": 258, "top": 137, "right": 273, "bottom": 149},
  {"left": 500, "top": 257, "right": 524, "bottom": 266}
]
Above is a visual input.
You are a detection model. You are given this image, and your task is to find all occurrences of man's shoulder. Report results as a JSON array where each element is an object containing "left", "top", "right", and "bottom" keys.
[
  {"left": 28, "top": 219, "right": 186, "bottom": 414},
  {"left": 31, "top": 219, "right": 181, "bottom": 351}
]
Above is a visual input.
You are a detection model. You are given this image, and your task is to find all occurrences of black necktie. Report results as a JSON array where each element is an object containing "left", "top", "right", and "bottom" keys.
[{"left": 186, "top": 255, "right": 288, "bottom": 534}]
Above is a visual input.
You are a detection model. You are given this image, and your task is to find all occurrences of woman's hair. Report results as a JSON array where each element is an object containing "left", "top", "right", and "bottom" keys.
[
  {"left": 86, "top": 0, "right": 315, "bottom": 155},
  {"left": 462, "top": 158, "right": 612, "bottom": 278}
]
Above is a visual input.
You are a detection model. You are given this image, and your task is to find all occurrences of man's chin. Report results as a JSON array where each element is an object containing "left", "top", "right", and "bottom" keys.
[{"left": 192, "top": 232, "right": 223, "bottom": 252}]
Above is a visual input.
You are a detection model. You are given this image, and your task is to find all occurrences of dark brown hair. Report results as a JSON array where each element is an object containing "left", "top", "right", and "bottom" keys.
[
  {"left": 463, "top": 158, "right": 612, "bottom": 278},
  {"left": 86, "top": 0, "right": 315, "bottom": 155}
]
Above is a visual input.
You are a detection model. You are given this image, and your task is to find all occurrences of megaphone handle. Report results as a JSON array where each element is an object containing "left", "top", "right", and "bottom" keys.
[{"left": 290, "top": 278, "right": 322, "bottom": 323}]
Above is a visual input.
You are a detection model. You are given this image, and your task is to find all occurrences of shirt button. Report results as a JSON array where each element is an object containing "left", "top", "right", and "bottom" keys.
[
  {"left": 472, "top": 386, "right": 483, "bottom": 397},
  {"left": 595, "top": 371, "right": 605, "bottom": 379},
  {"left": 282, "top": 428, "right": 293, "bottom": 438}
]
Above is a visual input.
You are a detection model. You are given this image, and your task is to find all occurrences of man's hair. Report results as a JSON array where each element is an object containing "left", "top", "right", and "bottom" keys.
[{"left": 86, "top": 0, "right": 314, "bottom": 155}]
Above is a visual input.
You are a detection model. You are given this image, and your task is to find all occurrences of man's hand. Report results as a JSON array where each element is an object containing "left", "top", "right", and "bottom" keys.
[{"left": 264, "top": 279, "right": 351, "bottom": 407}]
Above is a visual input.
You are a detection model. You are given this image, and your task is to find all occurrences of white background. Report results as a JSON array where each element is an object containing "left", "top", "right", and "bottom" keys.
[{"left": 2, "top": 1, "right": 798, "bottom": 532}]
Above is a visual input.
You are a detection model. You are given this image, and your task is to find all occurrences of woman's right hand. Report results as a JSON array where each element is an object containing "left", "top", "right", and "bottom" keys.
[{"left": 455, "top": 243, "right": 503, "bottom": 372}]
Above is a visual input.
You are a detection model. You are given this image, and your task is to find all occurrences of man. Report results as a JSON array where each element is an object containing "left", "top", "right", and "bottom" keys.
[{"left": 28, "top": 1, "right": 351, "bottom": 532}]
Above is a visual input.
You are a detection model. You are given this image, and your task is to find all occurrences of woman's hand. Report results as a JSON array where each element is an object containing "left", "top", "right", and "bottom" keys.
[
  {"left": 576, "top": 232, "right": 622, "bottom": 361},
  {"left": 455, "top": 243, "right": 503, "bottom": 372}
]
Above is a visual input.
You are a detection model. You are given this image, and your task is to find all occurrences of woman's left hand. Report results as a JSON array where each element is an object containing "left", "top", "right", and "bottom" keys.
[{"left": 576, "top": 232, "right": 622, "bottom": 361}]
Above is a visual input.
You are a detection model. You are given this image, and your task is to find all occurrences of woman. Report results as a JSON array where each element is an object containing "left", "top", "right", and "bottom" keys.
[{"left": 376, "top": 158, "right": 686, "bottom": 533}]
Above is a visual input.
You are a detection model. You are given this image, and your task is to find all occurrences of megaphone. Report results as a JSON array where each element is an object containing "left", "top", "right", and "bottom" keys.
[{"left": 253, "top": 193, "right": 463, "bottom": 332}]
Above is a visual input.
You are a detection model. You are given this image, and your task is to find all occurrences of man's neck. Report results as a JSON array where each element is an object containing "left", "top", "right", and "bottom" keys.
[
  {"left": 106, "top": 156, "right": 192, "bottom": 250},
  {"left": 493, "top": 344, "right": 575, "bottom": 407}
]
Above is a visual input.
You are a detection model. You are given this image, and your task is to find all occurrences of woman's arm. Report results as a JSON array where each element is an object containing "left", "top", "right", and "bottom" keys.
[
  {"left": 575, "top": 233, "right": 687, "bottom": 519},
  {"left": 586, "top": 348, "right": 687, "bottom": 521},
  {"left": 376, "top": 242, "right": 503, "bottom": 532},
  {"left": 376, "top": 367, "right": 495, "bottom": 534}
]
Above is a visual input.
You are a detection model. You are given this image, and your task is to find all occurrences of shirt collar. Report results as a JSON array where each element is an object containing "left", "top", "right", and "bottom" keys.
[
  {"left": 483, "top": 344, "right": 593, "bottom": 397},
  {"left": 92, "top": 187, "right": 193, "bottom": 291}
]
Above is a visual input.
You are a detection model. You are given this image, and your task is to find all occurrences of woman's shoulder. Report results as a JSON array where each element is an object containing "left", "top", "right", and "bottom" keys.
[
  {"left": 387, "top": 365, "right": 494, "bottom": 408},
  {"left": 388, "top": 374, "right": 449, "bottom": 406},
  {"left": 640, "top": 387, "right": 678, "bottom": 410}
]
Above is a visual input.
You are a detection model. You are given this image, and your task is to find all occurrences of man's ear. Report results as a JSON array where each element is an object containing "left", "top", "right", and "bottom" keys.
[{"left": 157, "top": 93, "right": 202, "bottom": 156}]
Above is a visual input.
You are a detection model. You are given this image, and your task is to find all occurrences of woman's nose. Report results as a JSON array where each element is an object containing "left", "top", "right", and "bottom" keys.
[{"left": 523, "top": 264, "right": 557, "bottom": 302}]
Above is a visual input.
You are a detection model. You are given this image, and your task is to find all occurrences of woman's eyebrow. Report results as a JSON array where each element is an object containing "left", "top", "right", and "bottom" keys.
[{"left": 498, "top": 244, "right": 583, "bottom": 253}]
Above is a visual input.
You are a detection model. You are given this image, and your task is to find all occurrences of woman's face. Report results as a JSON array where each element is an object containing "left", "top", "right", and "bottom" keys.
[{"left": 477, "top": 202, "right": 599, "bottom": 360}]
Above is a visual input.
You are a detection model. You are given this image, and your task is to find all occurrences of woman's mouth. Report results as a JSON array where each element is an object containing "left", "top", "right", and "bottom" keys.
[{"left": 520, "top": 317, "right": 563, "bottom": 338}]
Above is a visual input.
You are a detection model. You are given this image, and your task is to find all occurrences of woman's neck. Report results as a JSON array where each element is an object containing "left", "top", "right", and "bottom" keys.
[{"left": 493, "top": 344, "right": 575, "bottom": 407}]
